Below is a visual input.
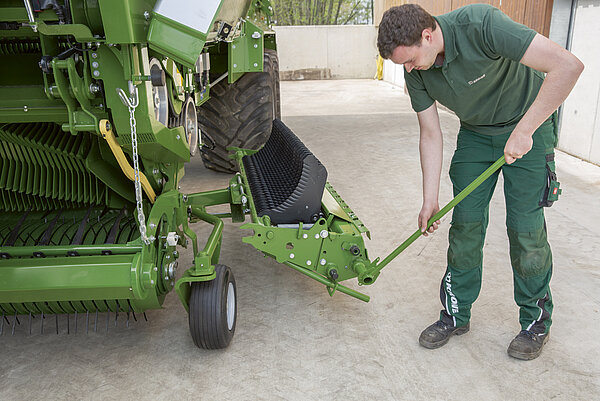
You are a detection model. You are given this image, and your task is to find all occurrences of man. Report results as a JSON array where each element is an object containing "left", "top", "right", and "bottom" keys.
[{"left": 377, "top": 4, "right": 583, "bottom": 360}]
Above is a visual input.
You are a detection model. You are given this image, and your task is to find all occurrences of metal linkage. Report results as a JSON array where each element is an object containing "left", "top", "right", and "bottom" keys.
[{"left": 117, "top": 83, "right": 155, "bottom": 246}]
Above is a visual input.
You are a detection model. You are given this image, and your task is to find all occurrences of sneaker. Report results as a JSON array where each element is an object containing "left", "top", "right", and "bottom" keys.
[
  {"left": 419, "top": 320, "right": 470, "bottom": 349},
  {"left": 507, "top": 330, "right": 550, "bottom": 360}
]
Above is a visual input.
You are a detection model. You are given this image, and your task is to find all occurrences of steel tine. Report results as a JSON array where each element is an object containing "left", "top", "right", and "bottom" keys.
[
  {"left": 1, "top": 312, "right": 4, "bottom": 335},
  {"left": 131, "top": 311, "right": 137, "bottom": 322},
  {"left": 74, "top": 311, "right": 78, "bottom": 334},
  {"left": 126, "top": 304, "right": 130, "bottom": 328},
  {"left": 115, "top": 300, "right": 119, "bottom": 327},
  {"left": 28, "top": 312, "right": 32, "bottom": 335},
  {"left": 41, "top": 311, "right": 44, "bottom": 334},
  {"left": 106, "top": 311, "right": 109, "bottom": 333},
  {"left": 143, "top": 312, "right": 148, "bottom": 322},
  {"left": 94, "top": 310, "right": 98, "bottom": 333},
  {"left": 55, "top": 314, "right": 58, "bottom": 335},
  {"left": 67, "top": 313, "right": 70, "bottom": 335},
  {"left": 85, "top": 310, "right": 89, "bottom": 334},
  {"left": 11, "top": 312, "right": 17, "bottom": 335}
]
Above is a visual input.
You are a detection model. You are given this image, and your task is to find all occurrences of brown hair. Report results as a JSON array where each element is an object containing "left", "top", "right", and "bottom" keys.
[{"left": 377, "top": 4, "right": 436, "bottom": 59}]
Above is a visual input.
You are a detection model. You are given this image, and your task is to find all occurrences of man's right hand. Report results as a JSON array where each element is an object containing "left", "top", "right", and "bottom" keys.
[{"left": 419, "top": 202, "right": 441, "bottom": 236}]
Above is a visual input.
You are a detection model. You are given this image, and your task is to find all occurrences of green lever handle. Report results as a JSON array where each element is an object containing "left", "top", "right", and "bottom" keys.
[{"left": 371, "top": 155, "right": 506, "bottom": 276}]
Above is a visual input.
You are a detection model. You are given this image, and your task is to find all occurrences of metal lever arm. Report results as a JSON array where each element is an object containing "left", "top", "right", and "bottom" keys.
[{"left": 368, "top": 156, "right": 506, "bottom": 278}]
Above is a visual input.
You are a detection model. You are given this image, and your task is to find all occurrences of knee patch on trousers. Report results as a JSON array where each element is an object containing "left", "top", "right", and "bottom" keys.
[
  {"left": 448, "top": 221, "right": 485, "bottom": 270},
  {"left": 508, "top": 227, "right": 552, "bottom": 278}
]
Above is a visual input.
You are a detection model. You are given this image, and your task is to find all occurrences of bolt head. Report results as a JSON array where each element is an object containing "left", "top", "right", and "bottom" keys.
[
  {"left": 93, "top": 70, "right": 100, "bottom": 77},
  {"left": 289, "top": 253, "right": 295, "bottom": 259},
  {"left": 320, "top": 230, "right": 329, "bottom": 238},
  {"left": 303, "top": 234, "right": 308, "bottom": 239},
  {"left": 306, "top": 260, "right": 312, "bottom": 266},
  {"left": 320, "top": 259, "right": 327, "bottom": 265}
]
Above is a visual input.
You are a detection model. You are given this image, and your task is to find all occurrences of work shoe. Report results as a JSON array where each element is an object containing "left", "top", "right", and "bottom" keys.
[
  {"left": 507, "top": 330, "right": 549, "bottom": 360},
  {"left": 419, "top": 320, "right": 470, "bottom": 349}
]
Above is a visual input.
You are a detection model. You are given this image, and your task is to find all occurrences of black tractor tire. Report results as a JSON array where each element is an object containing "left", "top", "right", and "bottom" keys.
[
  {"left": 265, "top": 48, "right": 281, "bottom": 120},
  {"left": 198, "top": 51, "right": 281, "bottom": 173},
  {"left": 189, "top": 264, "right": 237, "bottom": 349}
]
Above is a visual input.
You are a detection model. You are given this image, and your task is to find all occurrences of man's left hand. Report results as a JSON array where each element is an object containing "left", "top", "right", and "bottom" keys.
[{"left": 504, "top": 130, "right": 533, "bottom": 164}]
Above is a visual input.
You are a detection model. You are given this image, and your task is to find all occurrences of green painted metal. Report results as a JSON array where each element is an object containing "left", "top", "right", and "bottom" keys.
[
  {"left": 147, "top": 13, "right": 208, "bottom": 70},
  {"left": 228, "top": 20, "right": 264, "bottom": 83}
]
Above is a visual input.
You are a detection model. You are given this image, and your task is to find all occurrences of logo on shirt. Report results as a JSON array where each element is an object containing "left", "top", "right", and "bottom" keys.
[{"left": 468, "top": 74, "right": 486, "bottom": 85}]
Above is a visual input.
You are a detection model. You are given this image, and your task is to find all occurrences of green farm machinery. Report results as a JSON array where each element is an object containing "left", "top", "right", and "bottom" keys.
[
  {"left": 0, "top": 0, "right": 507, "bottom": 349},
  {"left": 0, "top": 0, "right": 380, "bottom": 348}
]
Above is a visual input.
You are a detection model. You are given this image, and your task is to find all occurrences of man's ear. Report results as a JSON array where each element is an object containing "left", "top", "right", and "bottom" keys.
[{"left": 421, "top": 28, "right": 433, "bottom": 43}]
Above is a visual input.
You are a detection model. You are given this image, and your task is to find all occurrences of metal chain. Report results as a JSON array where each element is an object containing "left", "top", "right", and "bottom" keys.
[{"left": 118, "top": 84, "right": 154, "bottom": 245}]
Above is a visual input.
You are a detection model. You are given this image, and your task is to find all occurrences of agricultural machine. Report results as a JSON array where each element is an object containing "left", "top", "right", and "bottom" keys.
[{"left": 0, "top": 0, "right": 383, "bottom": 349}]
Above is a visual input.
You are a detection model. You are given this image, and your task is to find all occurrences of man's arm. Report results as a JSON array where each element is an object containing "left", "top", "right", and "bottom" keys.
[
  {"left": 504, "top": 33, "right": 584, "bottom": 164},
  {"left": 417, "top": 103, "right": 443, "bottom": 235}
]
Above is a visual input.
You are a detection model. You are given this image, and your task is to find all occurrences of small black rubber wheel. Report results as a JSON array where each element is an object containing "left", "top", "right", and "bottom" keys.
[
  {"left": 198, "top": 51, "right": 280, "bottom": 173},
  {"left": 189, "top": 264, "right": 237, "bottom": 349}
]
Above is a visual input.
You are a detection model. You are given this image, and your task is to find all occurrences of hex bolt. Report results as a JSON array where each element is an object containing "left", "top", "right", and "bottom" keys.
[
  {"left": 254, "top": 44, "right": 258, "bottom": 48},
  {"left": 320, "top": 259, "right": 327, "bottom": 266},
  {"left": 92, "top": 61, "right": 99, "bottom": 68},
  {"left": 233, "top": 64, "right": 237, "bottom": 68},
  {"left": 289, "top": 253, "right": 295, "bottom": 259},
  {"left": 91, "top": 53, "right": 97, "bottom": 59},
  {"left": 303, "top": 234, "right": 308, "bottom": 239},
  {"left": 254, "top": 63, "right": 258, "bottom": 67},
  {"left": 129, "top": 288, "right": 133, "bottom": 291},
  {"left": 306, "top": 260, "right": 312, "bottom": 266},
  {"left": 176, "top": 135, "right": 180, "bottom": 140},
  {"left": 314, "top": 234, "right": 320, "bottom": 239},
  {"left": 153, "top": 168, "right": 159, "bottom": 175},
  {"left": 154, "top": 267, "right": 158, "bottom": 271},
  {"left": 150, "top": 280, "right": 155, "bottom": 285},
  {"left": 144, "top": 11, "right": 150, "bottom": 20},
  {"left": 320, "top": 230, "right": 329, "bottom": 238},
  {"left": 93, "top": 70, "right": 100, "bottom": 77},
  {"left": 149, "top": 223, "right": 156, "bottom": 229}
]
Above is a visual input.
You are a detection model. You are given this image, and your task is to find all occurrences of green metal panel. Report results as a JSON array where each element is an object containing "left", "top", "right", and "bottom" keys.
[
  {"left": 228, "top": 20, "right": 264, "bottom": 83},
  {"left": 147, "top": 13, "right": 208, "bottom": 69},
  {"left": 98, "top": 0, "right": 156, "bottom": 44}
]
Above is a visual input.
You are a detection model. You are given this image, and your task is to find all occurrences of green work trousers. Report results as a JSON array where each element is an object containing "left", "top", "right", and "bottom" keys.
[{"left": 439, "top": 118, "right": 556, "bottom": 334}]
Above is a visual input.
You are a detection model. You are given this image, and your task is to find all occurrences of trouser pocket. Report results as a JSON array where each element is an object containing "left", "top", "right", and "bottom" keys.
[{"left": 539, "top": 153, "right": 561, "bottom": 207}]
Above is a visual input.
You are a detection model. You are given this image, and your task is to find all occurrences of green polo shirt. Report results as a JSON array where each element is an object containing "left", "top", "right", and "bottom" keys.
[{"left": 404, "top": 4, "right": 544, "bottom": 135}]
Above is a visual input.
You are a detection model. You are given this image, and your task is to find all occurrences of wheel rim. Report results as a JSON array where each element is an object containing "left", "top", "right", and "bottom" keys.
[
  {"left": 149, "top": 58, "right": 168, "bottom": 126},
  {"left": 184, "top": 98, "right": 199, "bottom": 156},
  {"left": 226, "top": 281, "right": 235, "bottom": 331}
]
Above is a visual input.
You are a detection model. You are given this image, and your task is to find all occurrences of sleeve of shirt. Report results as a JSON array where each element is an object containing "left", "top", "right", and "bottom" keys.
[
  {"left": 404, "top": 69, "right": 435, "bottom": 113},
  {"left": 482, "top": 7, "right": 537, "bottom": 62}
]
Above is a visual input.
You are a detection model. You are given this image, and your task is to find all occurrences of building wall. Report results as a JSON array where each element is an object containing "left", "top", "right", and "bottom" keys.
[
  {"left": 558, "top": 1, "right": 600, "bottom": 164},
  {"left": 376, "top": 0, "right": 554, "bottom": 36},
  {"left": 273, "top": 25, "right": 378, "bottom": 80}
]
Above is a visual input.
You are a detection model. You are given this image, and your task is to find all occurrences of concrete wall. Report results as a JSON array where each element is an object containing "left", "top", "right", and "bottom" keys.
[
  {"left": 273, "top": 25, "right": 378, "bottom": 80},
  {"left": 558, "top": 0, "right": 600, "bottom": 165}
]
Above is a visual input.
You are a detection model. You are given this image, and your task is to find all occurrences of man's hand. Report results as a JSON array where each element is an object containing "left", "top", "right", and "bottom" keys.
[
  {"left": 504, "top": 130, "right": 533, "bottom": 164},
  {"left": 419, "top": 201, "right": 441, "bottom": 236}
]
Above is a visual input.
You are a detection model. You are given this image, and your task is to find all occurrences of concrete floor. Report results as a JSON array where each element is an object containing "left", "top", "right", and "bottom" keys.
[{"left": 1, "top": 79, "right": 599, "bottom": 400}]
